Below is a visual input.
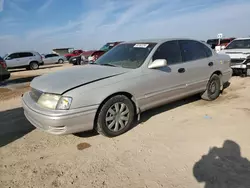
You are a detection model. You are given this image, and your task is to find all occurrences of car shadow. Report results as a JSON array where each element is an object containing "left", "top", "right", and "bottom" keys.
[
  {"left": 74, "top": 95, "right": 201, "bottom": 138},
  {"left": 138, "top": 94, "right": 201, "bottom": 124},
  {"left": 193, "top": 140, "right": 250, "bottom": 188},
  {"left": 6, "top": 76, "right": 37, "bottom": 85},
  {"left": 0, "top": 107, "right": 34, "bottom": 147},
  {"left": 9, "top": 65, "right": 63, "bottom": 73},
  {"left": 223, "top": 81, "right": 231, "bottom": 90},
  {"left": 73, "top": 130, "right": 99, "bottom": 138}
]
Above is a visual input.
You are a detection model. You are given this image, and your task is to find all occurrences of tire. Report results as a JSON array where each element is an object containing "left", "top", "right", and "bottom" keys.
[
  {"left": 201, "top": 74, "right": 221, "bottom": 101},
  {"left": 58, "top": 59, "right": 64, "bottom": 64},
  {"left": 29, "top": 61, "right": 39, "bottom": 70},
  {"left": 96, "top": 95, "right": 135, "bottom": 137},
  {"left": 247, "top": 68, "right": 250, "bottom": 76}
]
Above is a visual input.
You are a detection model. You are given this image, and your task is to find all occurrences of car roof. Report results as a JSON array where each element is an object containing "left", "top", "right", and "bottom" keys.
[
  {"left": 234, "top": 37, "right": 250, "bottom": 40},
  {"left": 10, "top": 51, "right": 39, "bottom": 54},
  {"left": 124, "top": 38, "right": 200, "bottom": 44}
]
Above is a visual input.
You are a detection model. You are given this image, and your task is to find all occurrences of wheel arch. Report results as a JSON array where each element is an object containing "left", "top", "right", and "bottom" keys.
[
  {"left": 93, "top": 91, "right": 140, "bottom": 128},
  {"left": 211, "top": 70, "right": 223, "bottom": 90},
  {"left": 29, "top": 60, "right": 39, "bottom": 65}
]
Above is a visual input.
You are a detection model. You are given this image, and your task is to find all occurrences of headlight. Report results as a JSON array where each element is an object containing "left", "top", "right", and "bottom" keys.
[
  {"left": 37, "top": 93, "right": 72, "bottom": 110},
  {"left": 56, "top": 96, "right": 73, "bottom": 110}
]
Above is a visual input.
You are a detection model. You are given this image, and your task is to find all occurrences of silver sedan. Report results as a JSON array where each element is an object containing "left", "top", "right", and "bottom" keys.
[{"left": 22, "top": 38, "right": 232, "bottom": 137}]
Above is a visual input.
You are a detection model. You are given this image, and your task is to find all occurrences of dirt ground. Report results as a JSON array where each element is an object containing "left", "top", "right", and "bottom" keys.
[{"left": 1, "top": 64, "right": 250, "bottom": 188}]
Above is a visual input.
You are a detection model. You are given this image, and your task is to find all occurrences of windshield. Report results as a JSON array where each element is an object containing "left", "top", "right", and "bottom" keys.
[
  {"left": 99, "top": 43, "right": 114, "bottom": 51},
  {"left": 225, "top": 39, "right": 250, "bottom": 49},
  {"left": 94, "top": 43, "right": 156, "bottom": 69}
]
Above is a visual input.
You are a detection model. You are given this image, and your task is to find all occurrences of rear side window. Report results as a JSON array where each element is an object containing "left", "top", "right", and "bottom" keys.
[
  {"left": 196, "top": 42, "right": 213, "bottom": 57},
  {"left": 45, "top": 54, "right": 53, "bottom": 58},
  {"left": 179, "top": 40, "right": 208, "bottom": 62},
  {"left": 19, "top": 52, "right": 33, "bottom": 58},
  {"left": 153, "top": 40, "right": 182, "bottom": 65}
]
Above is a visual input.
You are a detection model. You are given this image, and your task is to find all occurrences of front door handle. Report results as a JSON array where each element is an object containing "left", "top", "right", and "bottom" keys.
[
  {"left": 208, "top": 62, "right": 213, "bottom": 67},
  {"left": 178, "top": 68, "right": 185, "bottom": 73}
]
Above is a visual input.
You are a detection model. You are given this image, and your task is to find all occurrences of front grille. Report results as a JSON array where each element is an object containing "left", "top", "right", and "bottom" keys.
[
  {"left": 230, "top": 59, "right": 245, "bottom": 66},
  {"left": 30, "top": 88, "right": 43, "bottom": 102}
]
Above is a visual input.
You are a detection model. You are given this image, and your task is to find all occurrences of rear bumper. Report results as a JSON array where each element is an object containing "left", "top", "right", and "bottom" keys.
[{"left": 22, "top": 92, "right": 98, "bottom": 135}]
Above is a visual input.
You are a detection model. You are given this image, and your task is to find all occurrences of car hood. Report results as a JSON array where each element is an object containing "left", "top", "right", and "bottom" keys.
[
  {"left": 30, "top": 65, "right": 130, "bottom": 94},
  {"left": 219, "top": 49, "right": 250, "bottom": 59}
]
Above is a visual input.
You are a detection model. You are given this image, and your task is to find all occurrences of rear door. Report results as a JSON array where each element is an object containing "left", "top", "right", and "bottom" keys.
[
  {"left": 178, "top": 40, "right": 215, "bottom": 92},
  {"left": 51, "top": 54, "right": 59, "bottom": 63},
  {"left": 19, "top": 52, "right": 34, "bottom": 66}
]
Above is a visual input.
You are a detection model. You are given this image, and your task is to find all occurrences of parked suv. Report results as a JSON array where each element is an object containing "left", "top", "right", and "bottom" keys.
[
  {"left": 4, "top": 51, "right": 43, "bottom": 70},
  {"left": 0, "top": 56, "right": 10, "bottom": 81}
]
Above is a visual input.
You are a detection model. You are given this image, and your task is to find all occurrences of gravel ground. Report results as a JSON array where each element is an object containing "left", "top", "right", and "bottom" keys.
[{"left": 1, "top": 64, "right": 250, "bottom": 188}]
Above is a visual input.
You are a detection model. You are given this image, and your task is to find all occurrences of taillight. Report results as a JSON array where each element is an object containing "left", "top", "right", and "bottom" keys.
[{"left": 0, "top": 60, "right": 7, "bottom": 69}]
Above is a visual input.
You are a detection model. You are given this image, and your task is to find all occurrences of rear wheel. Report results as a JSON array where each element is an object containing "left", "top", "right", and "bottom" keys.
[
  {"left": 96, "top": 95, "right": 135, "bottom": 137},
  {"left": 29, "top": 61, "right": 39, "bottom": 70},
  {"left": 58, "top": 59, "right": 64, "bottom": 64},
  {"left": 201, "top": 74, "right": 221, "bottom": 101}
]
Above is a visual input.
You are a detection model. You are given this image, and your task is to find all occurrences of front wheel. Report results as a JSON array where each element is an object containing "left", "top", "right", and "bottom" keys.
[
  {"left": 96, "top": 95, "right": 135, "bottom": 137},
  {"left": 201, "top": 74, "right": 221, "bottom": 101}
]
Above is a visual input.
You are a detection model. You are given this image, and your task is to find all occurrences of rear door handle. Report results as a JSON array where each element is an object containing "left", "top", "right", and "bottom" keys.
[
  {"left": 178, "top": 68, "right": 185, "bottom": 73},
  {"left": 208, "top": 62, "right": 214, "bottom": 67}
]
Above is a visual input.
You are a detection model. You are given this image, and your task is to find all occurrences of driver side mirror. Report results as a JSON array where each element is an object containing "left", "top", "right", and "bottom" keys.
[
  {"left": 148, "top": 59, "right": 167, "bottom": 69},
  {"left": 5, "top": 56, "right": 11, "bottom": 60}
]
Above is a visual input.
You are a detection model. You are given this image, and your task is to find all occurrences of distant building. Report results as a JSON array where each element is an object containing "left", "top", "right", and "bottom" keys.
[{"left": 52, "top": 48, "right": 74, "bottom": 56}]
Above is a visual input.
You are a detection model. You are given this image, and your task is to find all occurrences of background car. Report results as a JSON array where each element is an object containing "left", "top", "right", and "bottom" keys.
[
  {"left": 0, "top": 56, "right": 10, "bottom": 81},
  {"left": 87, "top": 41, "right": 123, "bottom": 63},
  {"left": 42, "top": 53, "right": 65, "bottom": 65},
  {"left": 22, "top": 38, "right": 232, "bottom": 137},
  {"left": 4, "top": 51, "right": 43, "bottom": 70},
  {"left": 207, "top": 38, "right": 235, "bottom": 50},
  {"left": 219, "top": 37, "right": 250, "bottom": 76},
  {"left": 69, "top": 51, "right": 95, "bottom": 65},
  {"left": 64, "top": 50, "right": 83, "bottom": 61}
]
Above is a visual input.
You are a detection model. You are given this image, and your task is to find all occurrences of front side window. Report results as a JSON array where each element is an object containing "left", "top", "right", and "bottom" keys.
[
  {"left": 179, "top": 40, "right": 208, "bottom": 62},
  {"left": 152, "top": 40, "right": 182, "bottom": 65},
  {"left": 225, "top": 39, "right": 250, "bottom": 49},
  {"left": 95, "top": 43, "right": 156, "bottom": 69},
  {"left": 8, "top": 53, "right": 19, "bottom": 59}
]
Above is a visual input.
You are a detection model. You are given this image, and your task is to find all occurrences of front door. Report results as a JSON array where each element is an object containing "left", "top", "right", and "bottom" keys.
[
  {"left": 5, "top": 53, "right": 20, "bottom": 68},
  {"left": 139, "top": 40, "right": 189, "bottom": 111}
]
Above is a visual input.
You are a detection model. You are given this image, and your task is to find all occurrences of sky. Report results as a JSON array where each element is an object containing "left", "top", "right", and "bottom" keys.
[{"left": 0, "top": 0, "right": 250, "bottom": 55}]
